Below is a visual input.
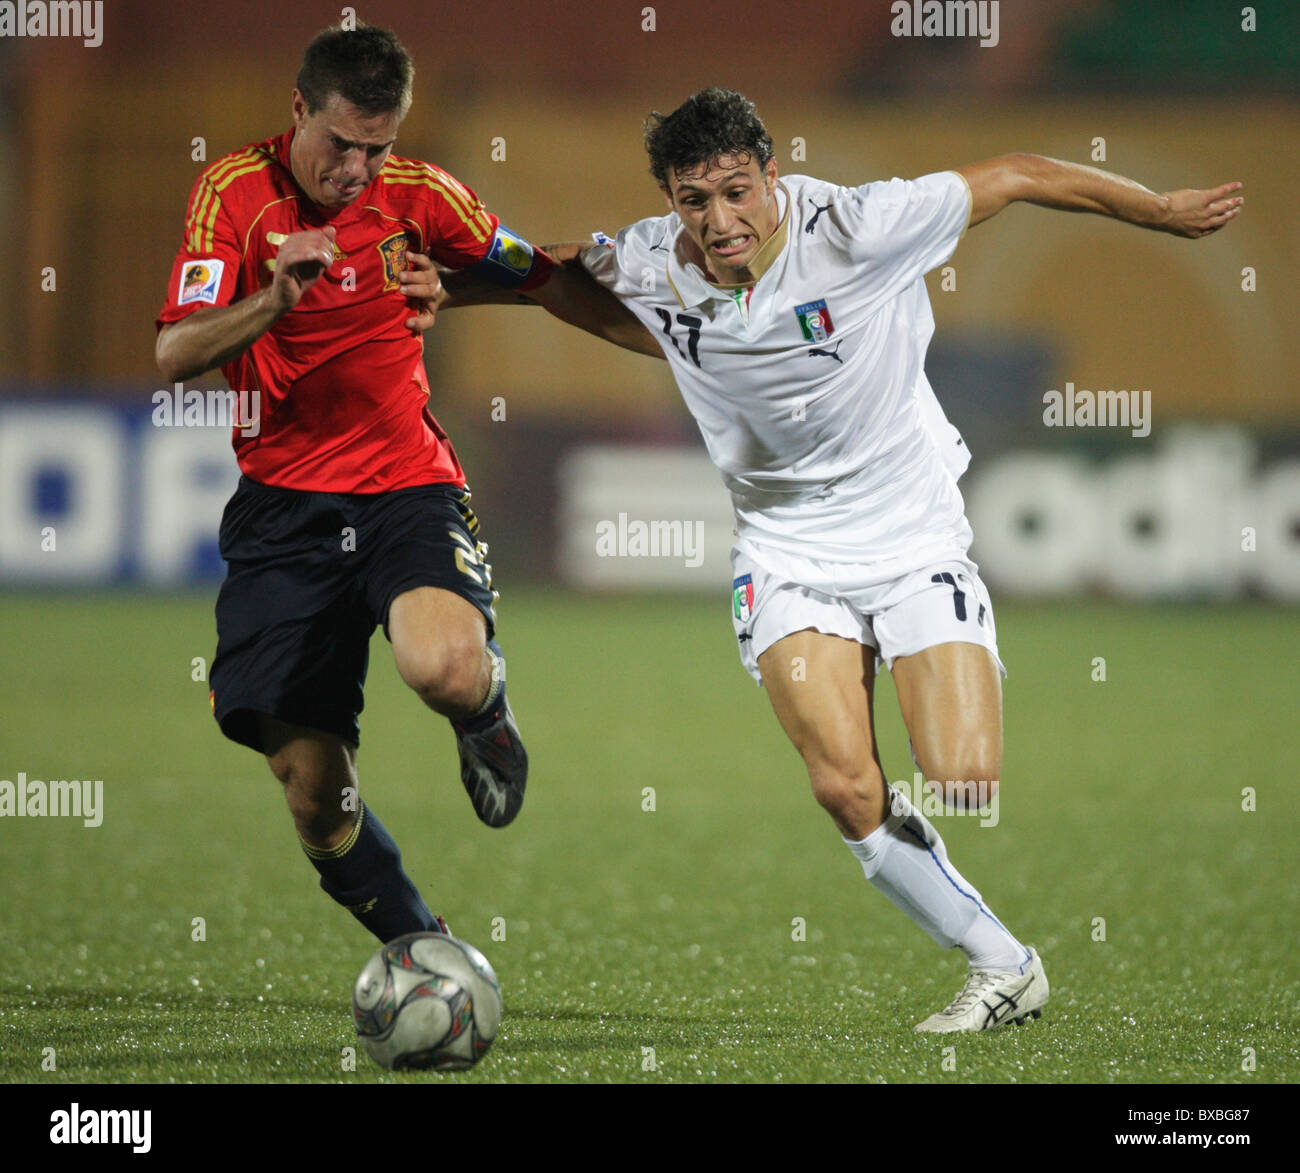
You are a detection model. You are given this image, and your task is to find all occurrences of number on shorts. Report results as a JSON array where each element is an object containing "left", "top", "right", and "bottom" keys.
[{"left": 449, "top": 528, "right": 490, "bottom": 588}]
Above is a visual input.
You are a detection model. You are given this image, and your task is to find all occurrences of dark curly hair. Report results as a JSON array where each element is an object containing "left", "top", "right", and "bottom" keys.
[
  {"left": 297, "top": 23, "right": 414, "bottom": 117},
  {"left": 644, "top": 88, "right": 775, "bottom": 189}
]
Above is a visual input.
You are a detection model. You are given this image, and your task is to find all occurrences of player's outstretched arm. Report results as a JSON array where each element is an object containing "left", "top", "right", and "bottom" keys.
[
  {"left": 528, "top": 246, "right": 663, "bottom": 358},
  {"left": 954, "top": 154, "right": 1243, "bottom": 237},
  {"left": 431, "top": 242, "right": 664, "bottom": 360},
  {"left": 156, "top": 227, "right": 338, "bottom": 383}
]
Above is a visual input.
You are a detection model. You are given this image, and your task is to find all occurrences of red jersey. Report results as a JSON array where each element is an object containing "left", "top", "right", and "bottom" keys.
[{"left": 156, "top": 129, "right": 501, "bottom": 493}]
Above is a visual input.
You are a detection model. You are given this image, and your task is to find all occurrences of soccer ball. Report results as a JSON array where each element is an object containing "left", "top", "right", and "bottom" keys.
[{"left": 352, "top": 932, "right": 503, "bottom": 1071}]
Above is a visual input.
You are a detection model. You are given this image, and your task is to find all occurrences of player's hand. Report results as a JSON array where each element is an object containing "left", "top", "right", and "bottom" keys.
[
  {"left": 400, "top": 250, "right": 445, "bottom": 333},
  {"left": 270, "top": 226, "right": 337, "bottom": 310},
  {"left": 1156, "top": 182, "right": 1243, "bottom": 238}
]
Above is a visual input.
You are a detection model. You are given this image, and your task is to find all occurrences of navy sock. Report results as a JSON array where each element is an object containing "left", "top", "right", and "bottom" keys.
[
  {"left": 456, "top": 638, "right": 507, "bottom": 733},
  {"left": 301, "top": 802, "right": 438, "bottom": 943}
]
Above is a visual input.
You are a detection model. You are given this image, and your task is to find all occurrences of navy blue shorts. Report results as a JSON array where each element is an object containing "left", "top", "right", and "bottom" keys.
[{"left": 210, "top": 476, "right": 497, "bottom": 753}]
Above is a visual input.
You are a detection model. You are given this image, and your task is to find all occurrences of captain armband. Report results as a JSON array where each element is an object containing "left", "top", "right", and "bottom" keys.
[{"left": 466, "top": 224, "right": 556, "bottom": 292}]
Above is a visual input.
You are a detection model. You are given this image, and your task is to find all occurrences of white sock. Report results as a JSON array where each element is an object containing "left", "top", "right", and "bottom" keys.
[{"left": 843, "top": 786, "right": 1029, "bottom": 972}]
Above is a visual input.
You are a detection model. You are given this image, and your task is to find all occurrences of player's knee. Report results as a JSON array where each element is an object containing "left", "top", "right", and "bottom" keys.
[
  {"left": 805, "top": 758, "right": 885, "bottom": 826},
  {"left": 925, "top": 768, "right": 1000, "bottom": 809},
  {"left": 265, "top": 744, "right": 300, "bottom": 790},
  {"left": 397, "top": 633, "right": 486, "bottom": 714}
]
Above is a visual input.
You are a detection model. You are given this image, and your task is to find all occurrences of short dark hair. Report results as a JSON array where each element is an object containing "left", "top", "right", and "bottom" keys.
[
  {"left": 297, "top": 23, "right": 414, "bottom": 117},
  {"left": 643, "top": 87, "right": 774, "bottom": 189}
]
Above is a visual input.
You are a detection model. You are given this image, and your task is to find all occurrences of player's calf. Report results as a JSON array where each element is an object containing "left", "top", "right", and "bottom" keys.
[
  {"left": 260, "top": 717, "right": 448, "bottom": 942},
  {"left": 263, "top": 725, "right": 358, "bottom": 847},
  {"left": 844, "top": 782, "right": 1032, "bottom": 977}
]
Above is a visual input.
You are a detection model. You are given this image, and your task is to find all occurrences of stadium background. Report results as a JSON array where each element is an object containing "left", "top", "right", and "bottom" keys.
[
  {"left": 1, "top": 0, "right": 1297, "bottom": 1090},
  {"left": 2, "top": 0, "right": 1297, "bottom": 595}
]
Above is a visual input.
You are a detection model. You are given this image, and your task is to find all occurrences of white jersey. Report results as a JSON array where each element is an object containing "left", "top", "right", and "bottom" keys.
[{"left": 583, "top": 170, "right": 975, "bottom": 584}]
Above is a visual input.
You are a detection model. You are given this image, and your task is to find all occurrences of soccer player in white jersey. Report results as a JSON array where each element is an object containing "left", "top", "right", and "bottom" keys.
[{"left": 447, "top": 88, "right": 1242, "bottom": 1032}]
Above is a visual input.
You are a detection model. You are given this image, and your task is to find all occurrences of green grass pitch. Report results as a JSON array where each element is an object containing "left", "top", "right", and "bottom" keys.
[{"left": 0, "top": 591, "right": 1296, "bottom": 1083}]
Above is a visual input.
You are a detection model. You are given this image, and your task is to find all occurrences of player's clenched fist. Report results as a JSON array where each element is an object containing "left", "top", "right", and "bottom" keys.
[{"left": 270, "top": 225, "right": 338, "bottom": 310}]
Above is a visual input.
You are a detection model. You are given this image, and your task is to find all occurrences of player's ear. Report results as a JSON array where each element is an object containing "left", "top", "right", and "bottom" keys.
[
  {"left": 660, "top": 183, "right": 675, "bottom": 212},
  {"left": 291, "top": 88, "right": 309, "bottom": 127},
  {"left": 764, "top": 156, "right": 779, "bottom": 192}
]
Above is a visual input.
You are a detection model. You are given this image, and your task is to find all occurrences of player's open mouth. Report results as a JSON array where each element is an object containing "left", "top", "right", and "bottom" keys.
[{"left": 710, "top": 234, "right": 752, "bottom": 258}]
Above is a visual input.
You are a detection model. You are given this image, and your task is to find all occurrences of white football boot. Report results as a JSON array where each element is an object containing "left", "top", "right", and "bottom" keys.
[{"left": 914, "top": 947, "right": 1049, "bottom": 1033}]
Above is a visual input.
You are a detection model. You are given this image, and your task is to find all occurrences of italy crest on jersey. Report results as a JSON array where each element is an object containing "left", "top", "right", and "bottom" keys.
[
  {"left": 794, "top": 298, "right": 835, "bottom": 342},
  {"left": 732, "top": 574, "right": 754, "bottom": 622}
]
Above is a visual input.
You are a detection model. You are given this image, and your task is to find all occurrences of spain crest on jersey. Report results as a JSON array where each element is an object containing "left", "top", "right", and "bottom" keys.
[
  {"left": 794, "top": 298, "right": 835, "bottom": 342},
  {"left": 732, "top": 573, "right": 754, "bottom": 622},
  {"left": 377, "top": 232, "right": 412, "bottom": 292}
]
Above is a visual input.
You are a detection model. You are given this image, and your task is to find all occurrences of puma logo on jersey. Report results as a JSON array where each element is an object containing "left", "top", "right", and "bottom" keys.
[
  {"left": 807, "top": 340, "right": 843, "bottom": 364},
  {"left": 804, "top": 201, "right": 833, "bottom": 235}
]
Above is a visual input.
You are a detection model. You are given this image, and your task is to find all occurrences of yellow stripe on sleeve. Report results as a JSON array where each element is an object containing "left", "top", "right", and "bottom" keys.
[
  {"left": 382, "top": 173, "right": 493, "bottom": 244},
  {"left": 193, "top": 154, "right": 274, "bottom": 253}
]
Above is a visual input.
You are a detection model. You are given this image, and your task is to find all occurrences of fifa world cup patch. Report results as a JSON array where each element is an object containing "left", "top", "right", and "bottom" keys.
[
  {"left": 377, "top": 231, "right": 414, "bottom": 292},
  {"left": 794, "top": 298, "right": 835, "bottom": 342},
  {"left": 178, "top": 259, "right": 225, "bottom": 306},
  {"left": 732, "top": 574, "right": 755, "bottom": 622},
  {"left": 469, "top": 224, "right": 536, "bottom": 288}
]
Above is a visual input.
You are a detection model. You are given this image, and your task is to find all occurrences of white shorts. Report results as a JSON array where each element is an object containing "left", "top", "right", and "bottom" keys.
[{"left": 730, "top": 543, "right": 1006, "bottom": 685}]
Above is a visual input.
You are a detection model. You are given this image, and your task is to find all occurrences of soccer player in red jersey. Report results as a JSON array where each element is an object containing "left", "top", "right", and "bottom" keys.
[{"left": 155, "top": 24, "right": 641, "bottom": 944}]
